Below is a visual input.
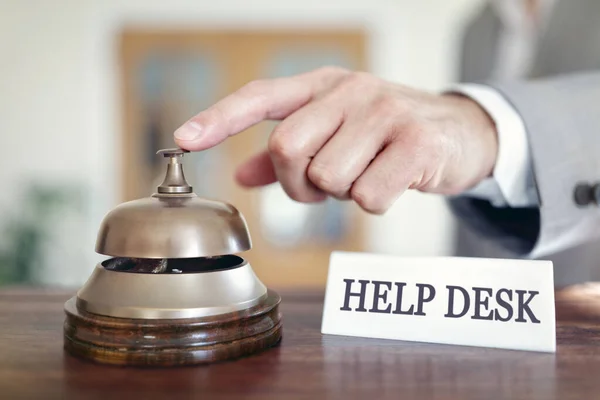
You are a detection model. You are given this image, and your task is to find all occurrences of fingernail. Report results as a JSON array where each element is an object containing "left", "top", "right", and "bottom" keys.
[{"left": 174, "top": 121, "right": 202, "bottom": 141}]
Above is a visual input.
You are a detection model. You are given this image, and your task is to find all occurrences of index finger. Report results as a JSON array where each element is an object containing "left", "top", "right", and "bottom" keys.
[{"left": 173, "top": 67, "right": 347, "bottom": 151}]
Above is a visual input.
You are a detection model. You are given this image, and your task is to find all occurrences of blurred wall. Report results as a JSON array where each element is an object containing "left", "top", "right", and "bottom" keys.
[{"left": 0, "top": 0, "right": 485, "bottom": 287}]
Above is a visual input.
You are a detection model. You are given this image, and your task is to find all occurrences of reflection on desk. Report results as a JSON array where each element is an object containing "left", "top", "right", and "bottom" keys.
[{"left": 1, "top": 285, "right": 600, "bottom": 399}]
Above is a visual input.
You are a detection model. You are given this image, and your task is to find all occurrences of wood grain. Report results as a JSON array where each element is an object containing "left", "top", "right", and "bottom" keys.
[
  {"left": 2, "top": 285, "right": 600, "bottom": 399},
  {"left": 63, "top": 290, "right": 282, "bottom": 367}
]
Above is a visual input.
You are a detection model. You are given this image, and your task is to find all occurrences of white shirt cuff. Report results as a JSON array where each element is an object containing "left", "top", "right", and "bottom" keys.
[{"left": 446, "top": 83, "right": 539, "bottom": 208}]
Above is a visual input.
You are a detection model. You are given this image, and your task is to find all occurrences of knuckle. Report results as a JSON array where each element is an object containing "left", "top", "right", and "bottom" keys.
[
  {"left": 339, "top": 71, "right": 378, "bottom": 91},
  {"left": 267, "top": 131, "right": 301, "bottom": 162},
  {"left": 307, "top": 163, "right": 346, "bottom": 193},
  {"left": 351, "top": 186, "right": 387, "bottom": 214},
  {"left": 371, "top": 93, "right": 406, "bottom": 119}
]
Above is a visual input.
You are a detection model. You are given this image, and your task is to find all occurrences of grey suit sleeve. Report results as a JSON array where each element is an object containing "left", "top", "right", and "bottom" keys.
[{"left": 449, "top": 71, "right": 600, "bottom": 258}]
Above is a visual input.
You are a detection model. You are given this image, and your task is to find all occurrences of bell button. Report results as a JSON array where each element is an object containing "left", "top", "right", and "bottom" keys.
[{"left": 156, "top": 148, "right": 193, "bottom": 194}]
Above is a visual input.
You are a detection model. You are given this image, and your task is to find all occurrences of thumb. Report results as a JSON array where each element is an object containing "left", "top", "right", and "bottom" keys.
[{"left": 234, "top": 150, "right": 278, "bottom": 187}]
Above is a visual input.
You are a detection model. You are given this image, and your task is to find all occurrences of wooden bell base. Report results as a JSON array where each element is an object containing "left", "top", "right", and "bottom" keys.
[{"left": 63, "top": 290, "right": 282, "bottom": 367}]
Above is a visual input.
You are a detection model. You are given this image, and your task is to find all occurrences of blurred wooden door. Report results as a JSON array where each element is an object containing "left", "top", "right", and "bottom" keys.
[{"left": 120, "top": 30, "right": 367, "bottom": 288}]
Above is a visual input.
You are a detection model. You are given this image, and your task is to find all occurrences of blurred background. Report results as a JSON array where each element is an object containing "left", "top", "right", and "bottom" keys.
[{"left": 0, "top": 0, "right": 490, "bottom": 290}]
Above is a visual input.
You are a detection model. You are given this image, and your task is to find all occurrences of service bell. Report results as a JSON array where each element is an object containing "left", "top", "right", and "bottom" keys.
[{"left": 63, "top": 148, "right": 282, "bottom": 366}]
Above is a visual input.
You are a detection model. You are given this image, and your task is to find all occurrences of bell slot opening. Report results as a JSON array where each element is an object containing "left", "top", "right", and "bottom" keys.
[{"left": 101, "top": 255, "right": 245, "bottom": 274}]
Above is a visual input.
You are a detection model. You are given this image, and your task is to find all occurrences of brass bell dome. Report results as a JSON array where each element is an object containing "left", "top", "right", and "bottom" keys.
[
  {"left": 74, "top": 148, "right": 266, "bottom": 320},
  {"left": 95, "top": 148, "right": 251, "bottom": 259}
]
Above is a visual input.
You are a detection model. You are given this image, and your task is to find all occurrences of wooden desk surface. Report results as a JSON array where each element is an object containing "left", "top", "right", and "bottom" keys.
[{"left": 2, "top": 286, "right": 600, "bottom": 399}]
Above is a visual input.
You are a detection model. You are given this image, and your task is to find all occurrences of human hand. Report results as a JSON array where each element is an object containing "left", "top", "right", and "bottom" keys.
[{"left": 174, "top": 67, "right": 497, "bottom": 214}]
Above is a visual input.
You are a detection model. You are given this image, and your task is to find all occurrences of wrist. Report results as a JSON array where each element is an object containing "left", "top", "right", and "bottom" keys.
[{"left": 444, "top": 93, "right": 499, "bottom": 189}]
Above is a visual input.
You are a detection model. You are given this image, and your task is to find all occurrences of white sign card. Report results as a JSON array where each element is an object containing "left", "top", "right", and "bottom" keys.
[{"left": 321, "top": 251, "right": 555, "bottom": 353}]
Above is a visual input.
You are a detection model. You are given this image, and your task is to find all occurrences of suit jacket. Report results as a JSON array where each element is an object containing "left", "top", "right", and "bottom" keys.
[{"left": 451, "top": 0, "right": 600, "bottom": 286}]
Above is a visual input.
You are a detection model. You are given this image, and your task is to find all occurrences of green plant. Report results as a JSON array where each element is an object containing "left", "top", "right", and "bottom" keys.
[{"left": 0, "top": 183, "right": 82, "bottom": 285}]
